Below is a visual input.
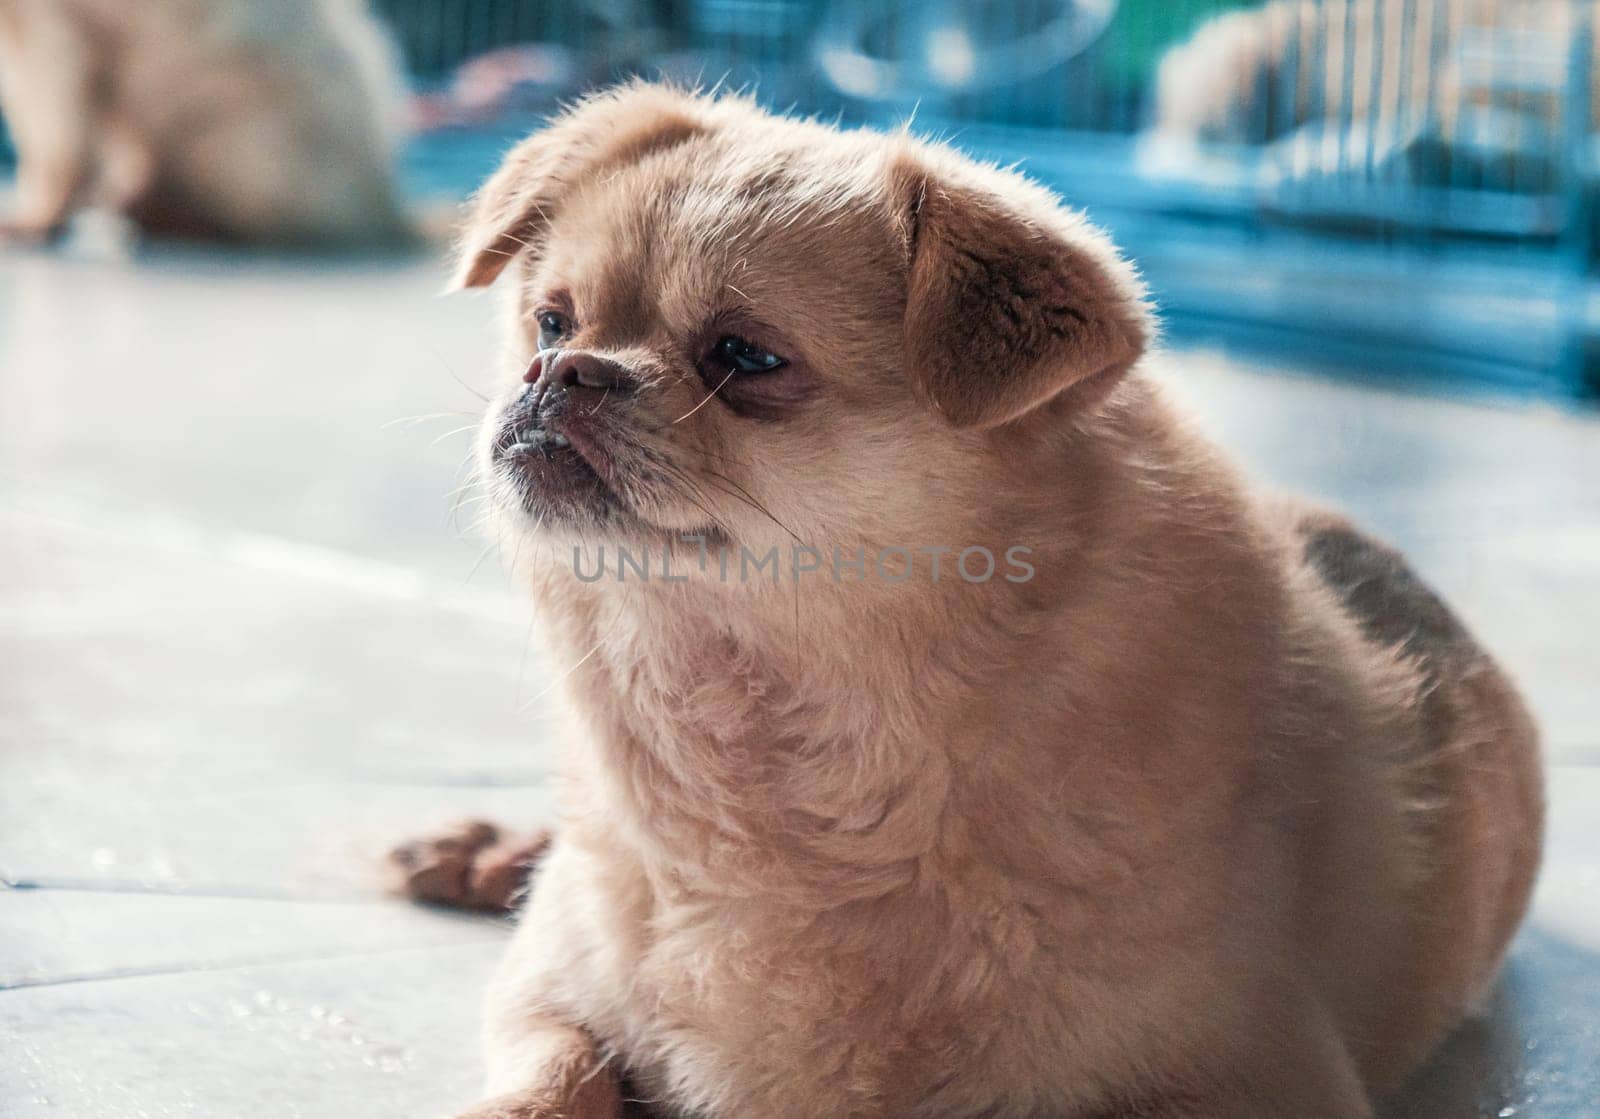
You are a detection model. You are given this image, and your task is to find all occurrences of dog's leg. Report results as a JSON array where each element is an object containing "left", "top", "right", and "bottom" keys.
[
  {"left": 410, "top": 832, "right": 637, "bottom": 1118},
  {"left": 1100, "top": 1095, "right": 1368, "bottom": 1119},
  {"left": 98, "top": 115, "right": 158, "bottom": 217},
  {"left": 1095, "top": 1068, "right": 1371, "bottom": 1118},
  {"left": 0, "top": 0, "right": 96, "bottom": 240},
  {"left": 389, "top": 819, "right": 551, "bottom": 913},
  {"left": 451, "top": 1021, "right": 623, "bottom": 1119},
  {"left": 1092, "top": 984, "right": 1372, "bottom": 1119}
]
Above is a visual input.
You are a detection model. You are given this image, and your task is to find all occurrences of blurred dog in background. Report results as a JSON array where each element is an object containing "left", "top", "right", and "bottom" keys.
[
  {"left": 0, "top": 0, "right": 412, "bottom": 244},
  {"left": 1154, "top": 0, "right": 1590, "bottom": 189}
]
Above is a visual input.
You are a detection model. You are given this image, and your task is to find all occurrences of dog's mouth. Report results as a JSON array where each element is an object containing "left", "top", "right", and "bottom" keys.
[
  {"left": 486, "top": 388, "right": 734, "bottom": 547},
  {"left": 491, "top": 413, "right": 625, "bottom": 524}
]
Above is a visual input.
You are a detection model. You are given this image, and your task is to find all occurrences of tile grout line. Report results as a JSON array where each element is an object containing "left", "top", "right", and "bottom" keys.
[
  {"left": 0, "top": 935, "right": 509, "bottom": 994},
  {"left": 0, "top": 877, "right": 394, "bottom": 904}
]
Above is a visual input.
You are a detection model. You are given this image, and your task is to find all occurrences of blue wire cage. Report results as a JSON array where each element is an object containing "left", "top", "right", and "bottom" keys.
[
  {"left": 2, "top": 1, "right": 1595, "bottom": 395},
  {"left": 376, "top": 0, "right": 1600, "bottom": 396}
]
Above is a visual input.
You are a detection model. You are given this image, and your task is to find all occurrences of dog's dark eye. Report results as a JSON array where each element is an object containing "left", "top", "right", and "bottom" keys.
[
  {"left": 710, "top": 335, "right": 785, "bottom": 375},
  {"left": 537, "top": 310, "right": 571, "bottom": 349}
]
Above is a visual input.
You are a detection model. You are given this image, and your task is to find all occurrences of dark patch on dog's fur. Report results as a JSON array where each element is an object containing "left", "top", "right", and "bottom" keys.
[{"left": 1300, "top": 517, "right": 1476, "bottom": 689}]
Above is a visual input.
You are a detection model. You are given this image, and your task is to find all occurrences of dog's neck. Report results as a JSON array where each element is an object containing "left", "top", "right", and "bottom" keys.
[
  {"left": 527, "top": 549, "right": 1056, "bottom": 904},
  {"left": 515, "top": 382, "right": 1158, "bottom": 902}
]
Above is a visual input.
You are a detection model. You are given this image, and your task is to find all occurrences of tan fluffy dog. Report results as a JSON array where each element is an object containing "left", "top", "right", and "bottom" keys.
[
  {"left": 0, "top": 0, "right": 409, "bottom": 243},
  {"left": 410, "top": 83, "right": 1542, "bottom": 1118}
]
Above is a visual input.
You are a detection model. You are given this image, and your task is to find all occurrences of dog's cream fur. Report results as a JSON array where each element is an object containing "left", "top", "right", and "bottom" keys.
[
  {"left": 443, "top": 84, "right": 1542, "bottom": 1118},
  {"left": 0, "top": 0, "right": 409, "bottom": 243}
]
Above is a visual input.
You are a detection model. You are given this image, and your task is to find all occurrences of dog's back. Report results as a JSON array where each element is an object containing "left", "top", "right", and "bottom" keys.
[{"left": 1293, "top": 506, "right": 1543, "bottom": 1093}]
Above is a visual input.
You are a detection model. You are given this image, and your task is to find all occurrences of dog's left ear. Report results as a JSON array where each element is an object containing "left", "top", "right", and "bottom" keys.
[
  {"left": 892, "top": 154, "right": 1152, "bottom": 429},
  {"left": 450, "top": 83, "right": 709, "bottom": 290}
]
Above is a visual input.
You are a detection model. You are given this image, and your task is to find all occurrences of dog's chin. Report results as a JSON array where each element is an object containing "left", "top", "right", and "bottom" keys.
[{"left": 494, "top": 432, "right": 623, "bottom": 525}]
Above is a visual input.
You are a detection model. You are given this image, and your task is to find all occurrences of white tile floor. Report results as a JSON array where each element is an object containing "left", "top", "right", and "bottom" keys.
[{"left": 1, "top": 247, "right": 1597, "bottom": 1118}]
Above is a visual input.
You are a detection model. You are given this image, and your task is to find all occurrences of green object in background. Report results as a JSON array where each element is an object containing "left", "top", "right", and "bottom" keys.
[{"left": 1095, "top": 0, "right": 1258, "bottom": 85}]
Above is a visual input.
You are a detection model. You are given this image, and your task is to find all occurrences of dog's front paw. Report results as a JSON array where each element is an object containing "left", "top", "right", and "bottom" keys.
[{"left": 388, "top": 819, "right": 550, "bottom": 913}]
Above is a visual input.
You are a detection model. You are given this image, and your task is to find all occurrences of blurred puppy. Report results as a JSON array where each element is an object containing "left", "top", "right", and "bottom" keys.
[
  {"left": 0, "top": 0, "right": 410, "bottom": 244},
  {"left": 1154, "top": 0, "right": 1590, "bottom": 153},
  {"left": 405, "top": 84, "right": 1542, "bottom": 1118}
]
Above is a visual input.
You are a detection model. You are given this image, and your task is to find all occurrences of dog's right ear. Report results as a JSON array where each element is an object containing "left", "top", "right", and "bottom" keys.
[
  {"left": 450, "top": 84, "right": 709, "bottom": 290},
  {"left": 889, "top": 150, "right": 1150, "bottom": 429}
]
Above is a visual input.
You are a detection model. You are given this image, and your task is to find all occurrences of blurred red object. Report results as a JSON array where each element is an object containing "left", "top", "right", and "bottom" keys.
[{"left": 410, "top": 44, "right": 581, "bottom": 130}]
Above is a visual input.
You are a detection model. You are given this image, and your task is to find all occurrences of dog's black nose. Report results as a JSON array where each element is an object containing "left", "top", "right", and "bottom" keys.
[{"left": 518, "top": 350, "right": 635, "bottom": 421}]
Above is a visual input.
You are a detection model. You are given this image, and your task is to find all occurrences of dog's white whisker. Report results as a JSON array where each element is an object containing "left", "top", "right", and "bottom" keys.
[
  {"left": 380, "top": 410, "right": 475, "bottom": 430},
  {"left": 428, "top": 423, "right": 480, "bottom": 446},
  {"left": 671, "top": 369, "right": 736, "bottom": 424}
]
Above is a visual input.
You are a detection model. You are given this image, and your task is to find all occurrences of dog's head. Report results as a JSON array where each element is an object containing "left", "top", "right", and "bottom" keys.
[{"left": 459, "top": 83, "right": 1150, "bottom": 577}]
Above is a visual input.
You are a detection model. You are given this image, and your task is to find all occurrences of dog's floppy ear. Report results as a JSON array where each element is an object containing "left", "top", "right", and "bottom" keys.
[
  {"left": 451, "top": 84, "right": 709, "bottom": 289},
  {"left": 892, "top": 153, "right": 1151, "bottom": 428}
]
